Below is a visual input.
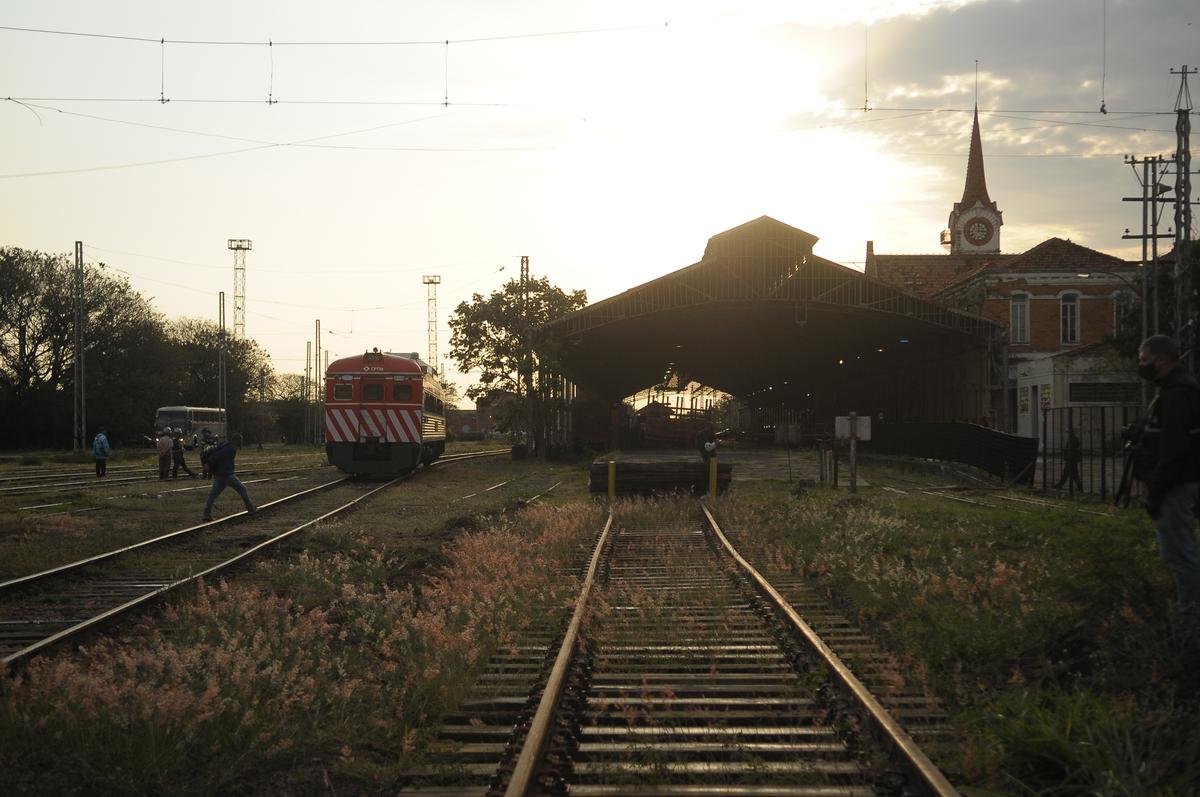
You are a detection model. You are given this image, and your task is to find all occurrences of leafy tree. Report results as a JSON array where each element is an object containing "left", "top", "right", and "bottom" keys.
[
  {"left": 0, "top": 247, "right": 172, "bottom": 447},
  {"left": 166, "top": 318, "right": 274, "bottom": 435},
  {"left": 448, "top": 276, "right": 586, "bottom": 402},
  {"left": 1109, "top": 243, "right": 1199, "bottom": 358},
  {"left": 268, "top": 373, "right": 309, "bottom": 445},
  {"left": 448, "top": 276, "right": 586, "bottom": 451}
]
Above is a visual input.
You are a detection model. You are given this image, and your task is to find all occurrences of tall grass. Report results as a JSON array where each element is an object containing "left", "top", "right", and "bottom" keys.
[
  {"left": 713, "top": 487, "right": 1198, "bottom": 796},
  {"left": 0, "top": 502, "right": 604, "bottom": 794}
]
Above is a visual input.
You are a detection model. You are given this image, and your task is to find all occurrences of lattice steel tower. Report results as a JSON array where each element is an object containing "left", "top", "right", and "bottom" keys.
[
  {"left": 423, "top": 275, "right": 441, "bottom": 373},
  {"left": 227, "top": 239, "right": 252, "bottom": 338}
]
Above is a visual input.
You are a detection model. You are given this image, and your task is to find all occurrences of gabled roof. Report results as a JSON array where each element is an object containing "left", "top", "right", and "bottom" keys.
[
  {"left": 954, "top": 108, "right": 997, "bottom": 213},
  {"left": 1001, "top": 237, "right": 1131, "bottom": 271},
  {"left": 865, "top": 252, "right": 1015, "bottom": 298},
  {"left": 933, "top": 237, "right": 1134, "bottom": 296}
]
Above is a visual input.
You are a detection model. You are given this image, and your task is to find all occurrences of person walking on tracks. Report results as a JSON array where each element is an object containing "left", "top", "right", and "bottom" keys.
[
  {"left": 171, "top": 429, "right": 197, "bottom": 478},
  {"left": 201, "top": 433, "right": 256, "bottom": 522},
  {"left": 156, "top": 428, "right": 173, "bottom": 480},
  {"left": 92, "top": 427, "right": 110, "bottom": 478},
  {"left": 1136, "top": 334, "right": 1200, "bottom": 640}
]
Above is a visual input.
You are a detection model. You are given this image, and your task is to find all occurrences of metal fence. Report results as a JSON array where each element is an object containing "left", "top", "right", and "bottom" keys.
[
  {"left": 863, "top": 422, "right": 1039, "bottom": 485},
  {"left": 1038, "top": 405, "right": 1144, "bottom": 501}
]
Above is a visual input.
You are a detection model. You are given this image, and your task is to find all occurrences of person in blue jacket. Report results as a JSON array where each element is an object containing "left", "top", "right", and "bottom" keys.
[
  {"left": 92, "top": 427, "right": 110, "bottom": 478},
  {"left": 201, "top": 433, "right": 256, "bottom": 522}
]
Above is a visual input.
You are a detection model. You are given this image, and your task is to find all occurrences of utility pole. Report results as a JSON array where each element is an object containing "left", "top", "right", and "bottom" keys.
[
  {"left": 218, "top": 292, "right": 228, "bottom": 432},
  {"left": 423, "top": 275, "right": 441, "bottom": 375},
  {"left": 314, "top": 320, "right": 321, "bottom": 444},
  {"left": 305, "top": 341, "right": 312, "bottom": 445},
  {"left": 1170, "top": 65, "right": 1196, "bottom": 369},
  {"left": 520, "top": 256, "right": 535, "bottom": 456},
  {"left": 73, "top": 241, "right": 85, "bottom": 451},
  {"left": 1123, "top": 155, "right": 1177, "bottom": 337},
  {"left": 227, "top": 239, "right": 251, "bottom": 339}
]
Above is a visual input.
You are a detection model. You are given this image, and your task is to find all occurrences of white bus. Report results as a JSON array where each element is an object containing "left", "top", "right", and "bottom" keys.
[{"left": 154, "top": 406, "right": 227, "bottom": 447}]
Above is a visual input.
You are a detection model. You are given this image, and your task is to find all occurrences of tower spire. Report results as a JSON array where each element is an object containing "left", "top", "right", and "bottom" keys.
[
  {"left": 946, "top": 106, "right": 1002, "bottom": 254},
  {"left": 958, "top": 107, "right": 995, "bottom": 211}
]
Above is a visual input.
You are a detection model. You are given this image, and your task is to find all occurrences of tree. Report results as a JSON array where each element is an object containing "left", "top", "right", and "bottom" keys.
[
  {"left": 448, "top": 276, "right": 586, "bottom": 451},
  {"left": 1109, "top": 242, "right": 1199, "bottom": 358},
  {"left": 448, "top": 276, "right": 586, "bottom": 402},
  {"left": 0, "top": 247, "right": 172, "bottom": 447},
  {"left": 167, "top": 318, "right": 274, "bottom": 436}
]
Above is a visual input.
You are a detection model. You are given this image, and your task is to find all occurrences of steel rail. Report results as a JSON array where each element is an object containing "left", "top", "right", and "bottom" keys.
[
  {"left": 503, "top": 511, "right": 613, "bottom": 797},
  {"left": 2, "top": 475, "right": 406, "bottom": 667},
  {"left": 0, "top": 455, "right": 324, "bottom": 484},
  {"left": 0, "top": 462, "right": 334, "bottom": 497},
  {"left": 0, "top": 476, "right": 351, "bottom": 594},
  {"left": 0, "top": 449, "right": 507, "bottom": 594},
  {"left": 1, "top": 448, "right": 511, "bottom": 666},
  {"left": 700, "top": 502, "right": 961, "bottom": 797}
]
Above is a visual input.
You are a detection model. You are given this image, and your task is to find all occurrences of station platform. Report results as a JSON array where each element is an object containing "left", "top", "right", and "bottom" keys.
[{"left": 593, "top": 447, "right": 868, "bottom": 487}]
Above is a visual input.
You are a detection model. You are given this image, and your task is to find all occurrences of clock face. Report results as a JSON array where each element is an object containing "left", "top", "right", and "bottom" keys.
[{"left": 964, "top": 216, "right": 994, "bottom": 246}]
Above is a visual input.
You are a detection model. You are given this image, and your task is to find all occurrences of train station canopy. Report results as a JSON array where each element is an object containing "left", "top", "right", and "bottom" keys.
[{"left": 540, "top": 216, "right": 1002, "bottom": 404}]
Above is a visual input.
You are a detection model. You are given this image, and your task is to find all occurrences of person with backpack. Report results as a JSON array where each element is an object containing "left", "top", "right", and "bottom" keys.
[
  {"left": 92, "top": 427, "right": 110, "bottom": 478},
  {"left": 201, "top": 433, "right": 256, "bottom": 522},
  {"left": 199, "top": 430, "right": 216, "bottom": 479}
]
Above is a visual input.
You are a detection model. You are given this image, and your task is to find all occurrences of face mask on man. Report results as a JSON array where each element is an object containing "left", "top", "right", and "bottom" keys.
[{"left": 1137, "top": 359, "right": 1159, "bottom": 382}]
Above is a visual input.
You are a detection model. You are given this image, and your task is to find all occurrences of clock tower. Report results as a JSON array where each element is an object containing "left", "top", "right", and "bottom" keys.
[{"left": 946, "top": 107, "right": 1002, "bottom": 254}]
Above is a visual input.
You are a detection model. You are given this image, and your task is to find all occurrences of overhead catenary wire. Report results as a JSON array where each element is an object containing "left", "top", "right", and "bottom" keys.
[{"left": 0, "top": 21, "right": 669, "bottom": 47}]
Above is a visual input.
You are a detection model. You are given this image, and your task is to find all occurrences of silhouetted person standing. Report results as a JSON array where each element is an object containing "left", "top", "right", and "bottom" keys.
[
  {"left": 1137, "top": 334, "right": 1200, "bottom": 641},
  {"left": 1054, "top": 429, "right": 1083, "bottom": 491},
  {"left": 157, "top": 429, "right": 173, "bottom": 480},
  {"left": 171, "top": 430, "right": 196, "bottom": 478}
]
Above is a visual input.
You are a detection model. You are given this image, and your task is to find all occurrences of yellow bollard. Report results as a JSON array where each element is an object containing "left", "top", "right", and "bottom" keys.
[
  {"left": 607, "top": 460, "right": 616, "bottom": 502},
  {"left": 708, "top": 455, "right": 718, "bottom": 497}
]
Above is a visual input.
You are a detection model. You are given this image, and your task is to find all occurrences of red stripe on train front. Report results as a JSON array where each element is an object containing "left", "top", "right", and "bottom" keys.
[
  {"left": 325, "top": 408, "right": 347, "bottom": 442},
  {"left": 385, "top": 409, "right": 411, "bottom": 442},
  {"left": 399, "top": 409, "right": 422, "bottom": 440},
  {"left": 359, "top": 409, "right": 382, "bottom": 439},
  {"left": 334, "top": 408, "right": 358, "bottom": 442}
]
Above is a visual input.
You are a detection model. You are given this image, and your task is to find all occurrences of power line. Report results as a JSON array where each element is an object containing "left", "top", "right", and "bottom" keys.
[
  {"left": 5, "top": 96, "right": 514, "bottom": 107},
  {"left": 83, "top": 244, "right": 507, "bottom": 275},
  {"left": 0, "top": 21, "right": 668, "bottom": 47}
]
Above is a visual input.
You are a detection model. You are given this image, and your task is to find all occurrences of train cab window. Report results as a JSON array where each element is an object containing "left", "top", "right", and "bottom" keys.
[
  {"left": 333, "top": 384, "right": 353, "bottom": 400},
  {"left": 393, "top": 383, "right": 413, "bottom": 402},
  {"left": 362, "top": 383, "right": 385, "bottom": 401}
]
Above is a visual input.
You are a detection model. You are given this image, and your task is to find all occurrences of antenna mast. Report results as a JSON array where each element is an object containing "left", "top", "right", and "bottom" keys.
[
  {"left": 422, "top": 275, "right": 441, "bottom": 374},
  {"left": 227, "top": 239, "right": 252, "bottom": 339}
]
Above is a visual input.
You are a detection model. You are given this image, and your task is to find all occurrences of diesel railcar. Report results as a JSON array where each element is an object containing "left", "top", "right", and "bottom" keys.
[{"left": 324, "top": 349, "right": 447, "bottom": 474}]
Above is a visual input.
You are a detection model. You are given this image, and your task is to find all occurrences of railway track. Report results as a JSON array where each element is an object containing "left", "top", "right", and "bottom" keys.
[
  {"left": 0, "top": 458, "right": 331, "bottom": 499},
  {"left": 0, "top": 449, "right": 508, "bottom": 667},
  {"left": 409, "top": 501, "right": 958, "bottom": 796}
]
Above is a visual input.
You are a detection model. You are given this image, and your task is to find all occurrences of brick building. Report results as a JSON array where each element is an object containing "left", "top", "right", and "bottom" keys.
[{"left": 865, "top": 108, "right": 1139, "bottom": 436}]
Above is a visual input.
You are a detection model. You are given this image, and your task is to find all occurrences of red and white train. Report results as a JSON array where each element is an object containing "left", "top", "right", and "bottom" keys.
[{"left": 324, "top": 349, "right": 447, "bottom": 474}]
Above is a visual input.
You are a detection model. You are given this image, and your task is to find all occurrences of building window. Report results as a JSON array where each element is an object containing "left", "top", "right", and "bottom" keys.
[
  {"left": 1010, "top": 294, "right": 1029, "bottom": 344},
  {"left": 1061, "top": 293, "right": 1079, "bottom": 344}
]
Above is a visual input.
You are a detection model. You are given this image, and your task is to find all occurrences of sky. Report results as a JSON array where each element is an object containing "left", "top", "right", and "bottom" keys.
[{"left": 2, "top": 0, "right": 1197, "bottom": 403}]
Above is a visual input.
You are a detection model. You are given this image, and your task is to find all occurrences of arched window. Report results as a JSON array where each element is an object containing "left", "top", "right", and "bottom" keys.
[
  {"left": 1061, "top": 293, "right": 1079, "bottom": 344},
  {"left": 1010, "top": 293, "right": 1029, "bottom": 344}
]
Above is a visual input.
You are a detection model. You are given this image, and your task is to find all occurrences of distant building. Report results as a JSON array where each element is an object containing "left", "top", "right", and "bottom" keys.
[
  {"left": 866, "top": 108, "right": 1014, "bottom": 297},
  {"left": 865, "top": 108, "right": 1138, "bottom": 435},
  {"left": 446, "top": 407, "right": 492, "bottom": 440}
]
